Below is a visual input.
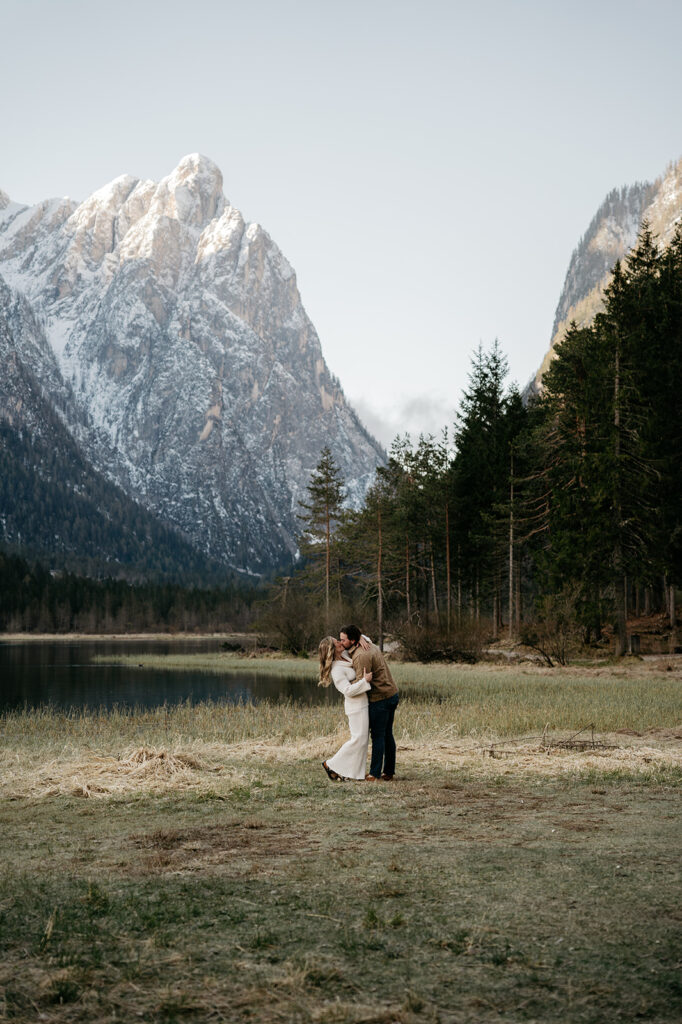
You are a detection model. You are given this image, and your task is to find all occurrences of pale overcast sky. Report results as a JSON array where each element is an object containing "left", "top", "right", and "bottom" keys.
[{"left": 2, "top": 0, "right": 681, "bottom": 445}]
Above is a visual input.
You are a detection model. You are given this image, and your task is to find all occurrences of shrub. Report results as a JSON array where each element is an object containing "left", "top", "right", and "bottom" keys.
[
  {"left": 257, "top": 592, "right": 326, "bottom": 655},
  {"left": 520, "top": 583, "right": 583, "bottom": 666},
  {"left": 396, "top": 621, "right": 489, "bottom": 663}
]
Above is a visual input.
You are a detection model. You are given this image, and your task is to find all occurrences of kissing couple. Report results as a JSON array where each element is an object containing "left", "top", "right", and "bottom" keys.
[{"left": 318, "top": 625, "right": 400, "bottom": 782}]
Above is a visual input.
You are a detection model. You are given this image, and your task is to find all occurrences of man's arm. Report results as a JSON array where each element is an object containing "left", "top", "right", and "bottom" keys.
[{"left": 353, "top": 650, "right": 374, "bottom": 681}]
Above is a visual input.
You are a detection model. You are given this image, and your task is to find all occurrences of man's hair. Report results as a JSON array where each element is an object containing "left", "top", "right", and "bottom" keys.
[{"left": 340, "top": 624, "right": 361, "bottom": 643}]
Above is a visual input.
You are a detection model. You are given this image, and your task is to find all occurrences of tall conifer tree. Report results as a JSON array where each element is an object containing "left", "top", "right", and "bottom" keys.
[{"left": 298, "top": 447, "right": 346, "bottom": 628}]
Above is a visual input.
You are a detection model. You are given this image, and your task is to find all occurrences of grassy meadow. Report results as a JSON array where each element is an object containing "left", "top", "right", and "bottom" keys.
[{"left": 1, "top": 656, "right": 680, "bottom": 1023}]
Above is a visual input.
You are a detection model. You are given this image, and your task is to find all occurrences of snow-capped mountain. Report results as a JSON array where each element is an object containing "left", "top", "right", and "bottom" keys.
[
  {"left": 532, "top": 156, "right": 682, "bottom": 389},
  {"left": 0, "top": 275, "right": 232, "bottom": 581},
  {"left": 0, "top": 155, "right": 384, "bottom": 575}
]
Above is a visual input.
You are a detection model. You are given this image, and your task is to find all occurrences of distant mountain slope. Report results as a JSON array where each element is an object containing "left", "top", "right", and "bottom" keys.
[
  {"left": 0, "top": 276, "right": 235, "bottom": 581},
  {"left": 0, "top": 156, "right": 384, "bottom": 574},
  {"left": 533, "top": 156, "right": 682, "bottom": 389}
]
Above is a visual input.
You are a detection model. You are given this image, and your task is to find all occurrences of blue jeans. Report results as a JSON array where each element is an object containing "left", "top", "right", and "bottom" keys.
[{"left": 368, "top": 692, "right": 400, "bottom": 777}]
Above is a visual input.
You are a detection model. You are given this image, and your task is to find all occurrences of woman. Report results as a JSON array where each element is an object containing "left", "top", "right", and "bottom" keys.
[{"left": 318, "top": 635, "right": 371, "bottom": 780}]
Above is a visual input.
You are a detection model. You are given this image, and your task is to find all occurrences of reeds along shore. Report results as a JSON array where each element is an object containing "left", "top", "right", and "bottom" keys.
[
  {"left": 2, "top": 661, "right": 681, "bottom": 802},
  {"left": 83, "top": 654, "right": 682, "bottom": 735}
]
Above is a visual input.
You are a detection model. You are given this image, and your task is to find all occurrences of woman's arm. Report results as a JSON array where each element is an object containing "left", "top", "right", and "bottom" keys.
[
  {"left": 332, "top": 665, "right": 371, "bottom": 696},
  {"left": 344, "top": 672, "right": 371, "bottom": 696}
]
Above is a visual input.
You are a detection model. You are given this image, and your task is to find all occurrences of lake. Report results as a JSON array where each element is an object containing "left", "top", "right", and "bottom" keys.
[{"left": 0, "top": 639, "right": 330, "bottom": 712}]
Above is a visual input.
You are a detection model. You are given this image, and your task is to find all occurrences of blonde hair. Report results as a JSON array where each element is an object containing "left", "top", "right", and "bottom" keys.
[{"left": 318, "top": 636, "right": 336, "bottom": 687}]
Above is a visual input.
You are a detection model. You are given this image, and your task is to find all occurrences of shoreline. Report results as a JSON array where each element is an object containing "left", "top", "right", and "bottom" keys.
[
  {"left": 0, "top": 632, "right": 245, "bottom": 643},
  {"left": 3, "top": 635, "right": 681, "bottom": 679}
]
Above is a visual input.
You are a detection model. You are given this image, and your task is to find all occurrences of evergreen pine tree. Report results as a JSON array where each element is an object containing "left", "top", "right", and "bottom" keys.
[
  {"left": 297, "top": 447, "right": 347, "bottom": 628},
  {"left": 452, "top": 341, "right": 519, "bottom": 626}
]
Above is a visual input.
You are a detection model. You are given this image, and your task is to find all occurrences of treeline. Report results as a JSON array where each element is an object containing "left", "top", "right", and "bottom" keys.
[
  {"left": 0, "top": 419, "right": 230, "bottom": 585},
  {"left": 0, "top": 552, "right": 256, "bottom": 634},
  {"left": 269, "top": 225, "right": 682, "bottom": 655}
]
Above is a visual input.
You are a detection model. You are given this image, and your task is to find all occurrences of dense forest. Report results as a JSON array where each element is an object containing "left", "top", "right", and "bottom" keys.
[
  {"left": 2, "top": 225, "right": 680, "bottom": 650},
  {"left": 0, "top": 416, "right": 236, "bottom": 585},
  {"left": 0, "top": 552, "right": 256, "bottom": 633},
  {"left": 269, "top": 226, "right": 682, "bottom": 657}
]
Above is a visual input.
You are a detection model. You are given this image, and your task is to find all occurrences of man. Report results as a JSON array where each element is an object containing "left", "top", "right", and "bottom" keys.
[{"left": 339, "top": 625, "right": 399, "bottom": 781}]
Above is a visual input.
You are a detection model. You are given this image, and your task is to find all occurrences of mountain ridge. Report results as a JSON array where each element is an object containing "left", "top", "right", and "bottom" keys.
[
  {"left": 0, "top": 155, "right": 384, "bottom": 576},
  {"left": 533, "top": 155, "right": 682, "bottom": 390}
]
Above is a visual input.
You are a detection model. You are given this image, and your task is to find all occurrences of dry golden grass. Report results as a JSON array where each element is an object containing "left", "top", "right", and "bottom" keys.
[
  {"left": 1, "top": 716, "right": 679, "bottom": 803},
  {"left": 1, "top": 658, "right": 680, "bottom": 1024},
  {"left": 1, "top": 744, "right": 249, "bottom": 800},
  {"left": 1, "top": 657, "right": 680, "bottom": 801}
]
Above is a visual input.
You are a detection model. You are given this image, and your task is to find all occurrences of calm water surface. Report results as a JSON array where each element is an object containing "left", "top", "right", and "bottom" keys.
[{"left": 0, "top": 639, "right": 330, "bottom": 711}]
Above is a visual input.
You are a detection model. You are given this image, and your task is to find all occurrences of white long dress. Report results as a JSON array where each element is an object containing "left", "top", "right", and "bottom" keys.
[{"left": 326, "top": 659, "right": 371, "bottom": 780}]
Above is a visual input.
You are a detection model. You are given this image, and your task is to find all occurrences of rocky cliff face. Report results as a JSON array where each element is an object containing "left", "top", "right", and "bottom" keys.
[
  {"left": 533, "top": 156, "right": 682, "bottom": 390},
  {"left": 0, "top": 155, "right": 384, "bottom": 575},
  {"left": 0, "top": 274, "right": 233, "bottom": 580}
]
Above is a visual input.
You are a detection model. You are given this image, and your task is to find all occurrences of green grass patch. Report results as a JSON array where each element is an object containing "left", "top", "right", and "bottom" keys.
[{"left": 0, "top": 763, "right": 680, "bottom": 1023}]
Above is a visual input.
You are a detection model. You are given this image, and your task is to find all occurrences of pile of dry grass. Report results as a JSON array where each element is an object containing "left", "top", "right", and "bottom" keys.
[{"left": 1, "top": 745, "right": 246, "bottom": 800}]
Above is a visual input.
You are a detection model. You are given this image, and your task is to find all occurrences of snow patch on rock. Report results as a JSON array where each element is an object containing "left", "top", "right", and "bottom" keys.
[{"left": 0, "top": 155, "right": 384, "bottom": 573}]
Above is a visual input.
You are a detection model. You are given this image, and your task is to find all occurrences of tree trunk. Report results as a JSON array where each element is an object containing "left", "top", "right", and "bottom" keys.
[
  {"left": 324, "top": 503, "right": 331, "bottom": 629},
  {"left": 515, "top": 556, "right": 521, "bottom": 632},
  {"left": 429, "top": 542, "right": 439, "bottom": 624},
  {"left": 377, "top": 505, "right": 383, "bottom": 651},
  {"left": 592, "top": 585, "right": 603, "bottom": 642},
  {"left": 445, "top": 502, "right": 451, "bottom": 636},
  {"left": 423, "top": 545, "right": 429, "bottom": 628},
  {"left": 614, "top": 554, "right": 628, "bottom": 656},
  {"left": 613, "top": 343, "right": 627, "bottom": 656},
  {"left": 508, "top": 453, "right": 514, "bottom": 641},
  {"left": 457, "top": 543, "right": 462, "bottom": 623},
  {"left": 405, "top": 534, "right": 411, "bottom": 622}
]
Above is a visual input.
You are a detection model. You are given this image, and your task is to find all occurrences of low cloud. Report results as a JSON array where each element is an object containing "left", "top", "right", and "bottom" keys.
[{"left": 351, "top": 393, "right": 455, "bottom": 450}]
